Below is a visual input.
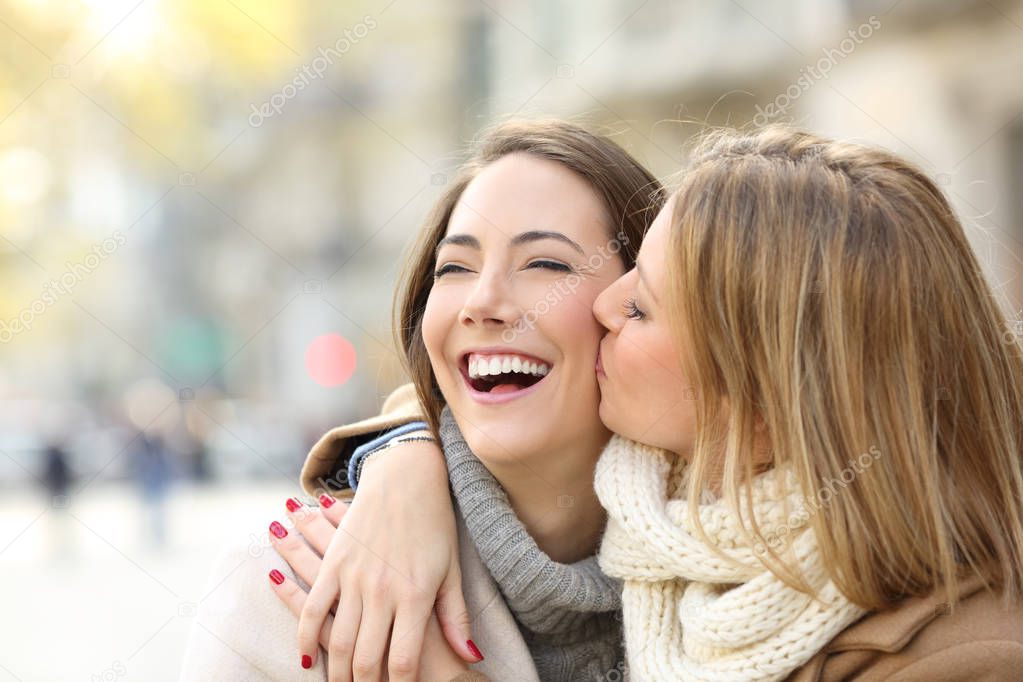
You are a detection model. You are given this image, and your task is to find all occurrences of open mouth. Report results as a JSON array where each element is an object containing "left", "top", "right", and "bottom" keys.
[{"left": 461, "top": 352, "right": 551, "bottom": 396}]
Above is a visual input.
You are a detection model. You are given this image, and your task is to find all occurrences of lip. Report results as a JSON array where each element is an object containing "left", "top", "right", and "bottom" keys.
[
  {"left": 457, "top": 346, "right": 553, "bottom": 405},
  {"left": 596, "top": 342, "right": 606, "bottom": 378}
]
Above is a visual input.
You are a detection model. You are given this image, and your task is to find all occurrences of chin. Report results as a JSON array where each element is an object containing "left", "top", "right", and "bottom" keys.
[
  {"left": 465, "top": 425, "right": 544, "bottom": 464},
  {"left": 598, "top": 399, "right": 623, "bottom": 436}
]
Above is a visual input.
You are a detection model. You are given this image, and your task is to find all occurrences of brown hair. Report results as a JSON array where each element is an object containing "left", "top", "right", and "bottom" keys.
[
  {"left": 395, "top": 119, "right": 665, "bottom": 433},
  {"left": 668, "top": 127, "right": 1023, "bottom": 610}
]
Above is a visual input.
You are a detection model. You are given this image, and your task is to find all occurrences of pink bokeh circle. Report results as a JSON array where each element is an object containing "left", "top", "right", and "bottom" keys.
[{"left": 305, "top": 333, "right": 357, "bottom": 387}]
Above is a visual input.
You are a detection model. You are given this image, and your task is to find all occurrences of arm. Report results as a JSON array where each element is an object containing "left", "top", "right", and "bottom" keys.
[
  {"left": 300, "top": 382, "right": 425, "bottom": 502},
  {"left": 268, "top": 498, "right": 479, "bottom": 681},
  {"left": 293, "top": 385, "right": 480, "bottom": 681}
]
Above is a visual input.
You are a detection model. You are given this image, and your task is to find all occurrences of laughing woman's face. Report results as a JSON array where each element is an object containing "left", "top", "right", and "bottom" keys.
[
  {"left": 593, "top": 198, "right": 699, "bottom": 456},
  {"left": 422, "top": 152, "right": 626, "bottom": 464}
]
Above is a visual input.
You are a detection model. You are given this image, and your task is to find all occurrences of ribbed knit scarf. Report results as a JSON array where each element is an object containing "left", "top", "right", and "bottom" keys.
[
  {"left": 594, "top": 435, "right": 867, "bottom": 681},
  {"left": 438, "top": 407, "right": 624, "bottom": 682}
]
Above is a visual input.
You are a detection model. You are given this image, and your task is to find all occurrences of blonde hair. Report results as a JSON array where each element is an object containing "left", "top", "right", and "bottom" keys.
[
  {"left": 397, "top": 119, "right": 665, "bottom": 433},
  {"left": 668, "top": 127, "right": 1023, "bottom": 610}
]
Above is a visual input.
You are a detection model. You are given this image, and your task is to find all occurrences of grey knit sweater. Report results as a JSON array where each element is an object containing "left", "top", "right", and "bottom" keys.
[{"left": 438, "top": 407, "right": 624, "bottom": 682}]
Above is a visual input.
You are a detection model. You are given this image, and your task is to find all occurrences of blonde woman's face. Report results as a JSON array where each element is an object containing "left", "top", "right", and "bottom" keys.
[
  {"left": 593, "top": 198, "right": 698, "bottom": 456},
  {"left": 422, "top": 153, "right": 625, "bottom": 463}
]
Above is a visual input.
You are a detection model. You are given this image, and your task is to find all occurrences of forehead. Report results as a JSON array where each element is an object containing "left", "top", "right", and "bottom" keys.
[
  {"left": 446, "top": 153, "right": 609, "bottom": 246},
  {"left": 637, "top": 194, "right": 674, "bottom": 272}
]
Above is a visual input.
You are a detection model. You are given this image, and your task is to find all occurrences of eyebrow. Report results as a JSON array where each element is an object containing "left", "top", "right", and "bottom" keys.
[
  {"left": 435, "top": 230, "right": 585, "bottom": 257},
  {"left": 511, "top": 230, "right": 585, "bottom": 255},
  {"left": 435, "top": 234, "right": 480, "bottom": 255}
]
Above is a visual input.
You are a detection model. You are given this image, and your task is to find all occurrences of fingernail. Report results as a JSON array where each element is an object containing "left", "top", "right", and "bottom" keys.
[
  {"left": 318, "top": 494, "right": 335, "bottom": 508},
  {"left": 269, "top": 521, "right": 287, "bottom": 539},
  {"left": 286, "top": 497, "right": 303, "bottom": 512},
  {"left": 268, "top": 569, "right": 285, "bottom": 585},
  {"left": 467, "top": 639, "right": 484, "bottom": 661},
  {"left": 301, "top": 654, "right": 312, "bottom": 669}
]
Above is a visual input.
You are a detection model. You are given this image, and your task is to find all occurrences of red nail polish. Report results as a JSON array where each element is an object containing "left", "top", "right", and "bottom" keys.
[
  {"left": 318, "top": 494, "right": 335, "bottom": 508},
  {"left": 269, "top": 521, "right": 287, "bottom": 538},
  {"left": 269, "top": 569, "right": 285, "bottom": 585},
  {"left": 467, "top": 639, "right": 484, "bottom": 661},
  {"left": 286, "top": 497, "right": 303, "bottom": 512},
  {"left": 301, "top": 654, "right": 312, "bottom": 669}
]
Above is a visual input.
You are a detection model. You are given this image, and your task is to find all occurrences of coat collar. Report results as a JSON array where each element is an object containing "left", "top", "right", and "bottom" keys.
[{"left": 823, "top": 573, "right": 990, "bottom": 653}]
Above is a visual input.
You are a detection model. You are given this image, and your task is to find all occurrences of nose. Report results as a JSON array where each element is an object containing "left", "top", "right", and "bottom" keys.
[
  {"left": 593, "top": 269, "right": 631, "bottom": 333},
  {"left": 459, "top": 269, "right": 521, "bottom": 330}
]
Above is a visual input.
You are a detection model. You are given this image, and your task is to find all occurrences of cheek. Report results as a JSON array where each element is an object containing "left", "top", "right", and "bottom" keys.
[
  {"left": 541, "top": 285, "right": 607, "bottom": 357},
  {"left": 422, "top": 289, "right": 458, "bottom": 363},
  {"left": 618, "top": 326, "right": 684, "bottom": 397}
]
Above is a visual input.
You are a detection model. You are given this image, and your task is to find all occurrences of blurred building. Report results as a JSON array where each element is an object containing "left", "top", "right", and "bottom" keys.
[{"left": 0, "top": 0, "right": 1021, "bottom": 487}]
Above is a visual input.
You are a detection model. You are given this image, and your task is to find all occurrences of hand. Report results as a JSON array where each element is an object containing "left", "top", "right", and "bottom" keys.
[
  {"left": 268, "top": 500, "right": 469, "bottom": 681},
  {"left": 289, "top": 439, "right": 479, "bottom": 681}
]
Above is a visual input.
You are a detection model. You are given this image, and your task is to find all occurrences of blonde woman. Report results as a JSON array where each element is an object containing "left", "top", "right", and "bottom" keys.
[{"left": 278, "top": 127, "right": 1023, "bottom": 680}]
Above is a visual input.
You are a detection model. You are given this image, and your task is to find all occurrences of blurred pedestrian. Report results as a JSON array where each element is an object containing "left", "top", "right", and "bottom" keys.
[{"left": 131, "top": 433, "right": 173, "bottom": 548}]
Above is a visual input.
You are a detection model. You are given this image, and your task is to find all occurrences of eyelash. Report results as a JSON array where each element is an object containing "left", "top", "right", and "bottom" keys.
[
  {"left": 529, "top": 260, "right": 572, "bottom": 273},
  {"left": 433, "top": 263, "right": 468, "bottom": 277},
  {"left": 433, "top": 260, "right": 572, "bottom": 278},
  {"left": 623, "top": 298, "right": 646, "bottom": 320}
]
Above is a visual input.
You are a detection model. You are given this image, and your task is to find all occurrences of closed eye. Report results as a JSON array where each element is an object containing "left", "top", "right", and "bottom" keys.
[
  {"left": 527, "top": 260, "right": 573, "bottom": 273},
  {"left": 623, "top": 298, "right": 646, "bottom": 320},
  {"left": 434, "top": 263, "right": 471, "bottom": 278}
]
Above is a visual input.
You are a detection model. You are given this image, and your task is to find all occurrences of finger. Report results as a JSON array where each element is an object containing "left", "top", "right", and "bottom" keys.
[
  {"left": 317, "top": 494, "right": 350, "bottom": 527},
  {"left": 328, "top": 592, "right": 362, "bottom": 682},
  {"left": 268, "top": 519, "right": 324, "bottom": 587},
  {"left": 387, "top": 599, "right": 430, "bottom": 682},
  {"left": 352, "top": 590, "right": 395, "bottom": 682},
  {"left": 285, "top": 497, "right": 340, "bottom": 556},
  {"left": 437, "top": 559, "right": 480, "bottom": 662},
  {"left": 298, "top": 565, "right": 340, "bottom": 673},
  {"left": 268, "top": 569, "right": 334, "bottom": 651}
]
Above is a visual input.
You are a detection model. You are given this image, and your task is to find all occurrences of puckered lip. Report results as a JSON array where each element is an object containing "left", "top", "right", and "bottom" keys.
[{"left": 456, "top": 345, "right": 554, "bottom": 405}]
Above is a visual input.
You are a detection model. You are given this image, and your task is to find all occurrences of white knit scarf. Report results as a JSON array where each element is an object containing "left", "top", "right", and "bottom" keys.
[{"left": 594, "top": 435, "right": 867, "bottom": 681}]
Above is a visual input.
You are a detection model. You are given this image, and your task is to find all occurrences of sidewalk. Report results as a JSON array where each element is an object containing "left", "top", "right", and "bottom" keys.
[{"left": 0, "top": 479, "right": 299, "bottom": 682}]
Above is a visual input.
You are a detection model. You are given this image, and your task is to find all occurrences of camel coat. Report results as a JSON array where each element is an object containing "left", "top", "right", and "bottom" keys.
[
  {"left": 790, "top": 572, "right": 1023, "bottom": 680},
  {"left": 299, "top": 383, "right": 1023, "bottom": 681}
]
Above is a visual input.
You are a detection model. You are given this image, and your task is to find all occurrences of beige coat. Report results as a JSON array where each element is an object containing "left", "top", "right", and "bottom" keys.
[
  {"left": 177, "top": 507, "right": 526, "bottom": 680},
  {"left": 301, "top": 383, "right": 1023, "bottom": 681},
  {"left": 301, "top": 383, "right": 537, "bottom": 681}
]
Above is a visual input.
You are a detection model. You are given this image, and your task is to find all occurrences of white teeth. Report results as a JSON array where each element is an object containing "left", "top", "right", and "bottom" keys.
[{"left": 466, "top": 353, "right": 552, "bottom": 380}]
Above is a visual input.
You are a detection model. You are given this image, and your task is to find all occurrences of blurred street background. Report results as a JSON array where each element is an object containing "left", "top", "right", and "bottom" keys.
[{"left": 1, "top": 0, "right": 1021, "bottom": 679}]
